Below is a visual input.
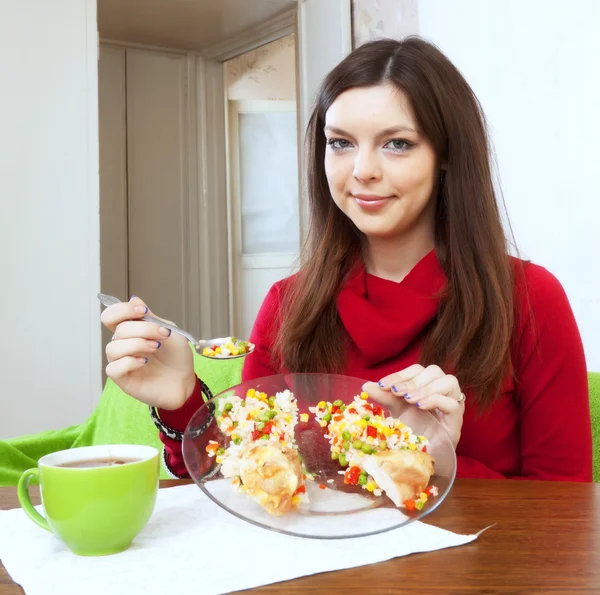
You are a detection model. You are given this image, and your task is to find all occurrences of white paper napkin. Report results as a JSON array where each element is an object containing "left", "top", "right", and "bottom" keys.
[{"left": 0, "top": 484, "right": 480, "bottom": 595}]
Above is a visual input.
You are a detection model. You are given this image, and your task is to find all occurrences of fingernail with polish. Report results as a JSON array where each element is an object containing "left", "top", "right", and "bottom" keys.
[
  {"left": 404, "top": 393, "right": 411, "bottom": 400},
  {"left": 137, "top": 357, "right": 148, "bottom": 364},
  {"left": 159, "top": 327, "right": 171, "bottom": 337},
  {"left": 391, "top": 385, "right": 398, "bottom": 393},
  {"left": 134, "top": 306, "right": 148, "bottom": 314},
  {"left": 378, "top": 381, "right": 385, "bottom": 388},
  {"left": 130, "top": 295, "right": 137, "bottom": 300},
  {"left": 415, "top": 402, "right": 420, "bottom": 407},
  {"left": 156, "top": 341, "right": 161, "bottom": 349}
]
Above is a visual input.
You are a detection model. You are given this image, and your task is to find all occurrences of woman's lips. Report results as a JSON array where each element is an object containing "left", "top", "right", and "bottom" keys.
[{"left": 353, "top": 194, "right": 394, "bottom": 211}]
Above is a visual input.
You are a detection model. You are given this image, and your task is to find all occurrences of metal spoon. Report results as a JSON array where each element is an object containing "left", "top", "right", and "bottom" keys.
[{"left": 97, "top": 293, "right": 255, "bottom": 360}]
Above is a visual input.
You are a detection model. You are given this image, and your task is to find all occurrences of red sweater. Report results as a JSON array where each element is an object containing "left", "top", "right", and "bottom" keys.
[{"left": 158, "top": 251, "right": 593, "bottom": 482}]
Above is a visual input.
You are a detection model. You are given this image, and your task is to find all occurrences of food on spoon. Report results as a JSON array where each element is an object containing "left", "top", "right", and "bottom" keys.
[
  {"left": 202, "top": 336, "right": 254, "bottom": 358},
  {"left": 206, "top": 388, "right": 309, "bottom": 515},
  {"left": 309, "top": 392, "right": 438, "bottom": 510}
]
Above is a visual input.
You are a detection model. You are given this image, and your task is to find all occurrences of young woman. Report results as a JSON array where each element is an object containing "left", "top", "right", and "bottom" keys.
[{"left": 101, "top": 37, "right": 592, "bottom": 482}]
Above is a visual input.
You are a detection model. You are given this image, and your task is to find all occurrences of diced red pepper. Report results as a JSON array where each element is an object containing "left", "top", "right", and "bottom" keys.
[
  {"left": 348, "top": 408, "right": 357, "bottom": 414},
  {"left": 372, "top": 405, "right": 384, "bottom": 416},
  {"left": 377, "top": 432, "right": 386, "bottom": 441},
  {"left": 422, "top": 445, "right": 427, "bottom": 453},
  {"left": 251, "top": 429, "right": 261, "bottom": 441},
  {"left": 363, "top": 403, "right": 374, "bottom": 412},
  {"left": 263, "top": 421, "right": 274, "bottom": 435},
  {"left": 404, "top": 499, "right": 416, "bottom": 511},
  {"left": 344, "top": 466, "right": 362, "bottom": 485},
  {"left": 425, "top": 486, "right": 435, "bottom": 495},
  {"left": 332, "top": 405, "right": 340, "bottom": 414},
  {"left": 333, "top": 414, "right": 343, "bottom": 422},
  {"left": 319, "top": 484, "right": 327, "bottom": 490},
  {"left": 366, "top": 425, "right": 377, "bottom": 439},
  {"left": 295, "top": 485, "right": 306, "bottom": 494}
]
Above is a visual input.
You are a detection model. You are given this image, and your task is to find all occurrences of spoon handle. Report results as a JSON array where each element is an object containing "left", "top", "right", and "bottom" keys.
[{"left": 97, "top": 293, "right": 200, "bottom": 347}]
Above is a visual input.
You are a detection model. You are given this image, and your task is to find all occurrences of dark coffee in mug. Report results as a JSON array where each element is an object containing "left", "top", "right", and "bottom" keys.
[{"left": 57, "top": 458, "right": 141, "bottom": 468}]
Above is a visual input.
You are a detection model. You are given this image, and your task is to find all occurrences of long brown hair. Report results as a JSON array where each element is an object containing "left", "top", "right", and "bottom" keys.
[{"left": 276, "top": 37, "right": 515, "bottom": 406}]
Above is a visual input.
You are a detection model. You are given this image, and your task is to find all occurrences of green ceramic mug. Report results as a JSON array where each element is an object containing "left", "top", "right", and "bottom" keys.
[{"left": 17, "top": 444, "right": 159, "bottom": 556}]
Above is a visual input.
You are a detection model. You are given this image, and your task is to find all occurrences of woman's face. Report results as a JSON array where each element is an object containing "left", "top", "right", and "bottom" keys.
[{"left": 324, "top": 84, "right": 439, "bottom": 241}]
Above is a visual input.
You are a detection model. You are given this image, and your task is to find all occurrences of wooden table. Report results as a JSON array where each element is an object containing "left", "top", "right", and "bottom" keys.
[{"left": 1, "top": 479, "right": 599, "bottom": 594}]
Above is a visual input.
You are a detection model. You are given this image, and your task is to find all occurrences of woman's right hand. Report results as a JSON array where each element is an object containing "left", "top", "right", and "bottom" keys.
[{"left": 101, "top": 296, "right": 196, "bottom": 410}]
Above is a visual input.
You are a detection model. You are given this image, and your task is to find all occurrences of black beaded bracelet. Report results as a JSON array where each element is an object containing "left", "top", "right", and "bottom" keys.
[{"left": 149, "top": 378, "right": 215, "bottom": 442}]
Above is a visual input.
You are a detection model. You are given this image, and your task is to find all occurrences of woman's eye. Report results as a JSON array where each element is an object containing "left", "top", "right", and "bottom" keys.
[
  {"left": 327, "top": 138, "right": 352, "bottom": 150},
  {"left": 383, "top": 139, "right": 413, "bottom": 152}
]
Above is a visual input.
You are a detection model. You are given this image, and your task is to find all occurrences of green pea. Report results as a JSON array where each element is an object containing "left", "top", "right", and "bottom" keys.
[
  {"left": 224, "top": 403, "right": 233, "bottom": 412},
  {"left": 322, "top": 412, "right": 332, "bottom": 422},
  {"left": 239, "top": 400, "right": 246, "bottom": 407},
  {"left": 333, "top": 399, "right": 343, "bottom": 407},
  {"left": 216, "top": 447, "right": 225, "bottom": 455},
  {"left": 342, "top": 430, "right": 351, "bottom": 441},
  {"left": 233, "top": 437, "right": 242, "bottom": 445},
  {"left": 331, "top": 451, "right": 339, "bottom": 461},
  {"left": 260, "top": 434, "right": 270, "bottom": 440},
  {"left": 353, "top": 440, "right": 363, "bottom": 450},
  {"left": 358, "top": 474, "right": 367, "bottom": 486},
  {"left": 259, "top": 412, "right": 271, "bottom": 422},
  {"left": 363, "top": 415, "right": 370, "bottom": 421},
  {"left": 340, "top": 405, "right": 346, "bottom": 412},
  {"left": 361, "top": 444, "right": 373, "bottom": 454},
  {"left": 343, "top": 441, "right": 350, "bottom": 451},
  {"left": 268, "top": 409, "right": 278, "bottom": 419},
  {"left": 379, "top": 440, "right": 387, "bottom": 450},
  {"left": 268, "top": 397, "right": 276, "bottom": 408},
  {"left": 256, "top": 422, "right": 265, "bottom": 431},
  {"left": 339, "top": 454, "right": 348, "bottom": 467},
  {"left": 415, "top": 500, "right": 424, "bottom": 510}
]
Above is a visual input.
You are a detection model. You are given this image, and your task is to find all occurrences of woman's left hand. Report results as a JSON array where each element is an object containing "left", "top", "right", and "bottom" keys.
[{"left": 363, "top": 364, "right": 465, "bottom": 449}]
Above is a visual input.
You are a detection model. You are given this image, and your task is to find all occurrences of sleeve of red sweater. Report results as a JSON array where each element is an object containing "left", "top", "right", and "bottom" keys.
[
  {"left": 156, "top": 281, "right": 285, "bottom": 477},
  {"left": 241, "top": 281, "right": 283, "bottom": 382},
  {"left": 457, "top": 263, "right": 593, "bottom": 481}
]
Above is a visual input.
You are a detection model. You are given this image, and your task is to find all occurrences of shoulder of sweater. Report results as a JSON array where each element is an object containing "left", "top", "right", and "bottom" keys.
[
  {"left": 509, "top": 256, "right": 574, "bottom": 344},
  {"left": 510, "top": 256, "right": 569, "bottom": 309},
  {"left": 266, "top": 273, "right": 298, "bottom": 300}
]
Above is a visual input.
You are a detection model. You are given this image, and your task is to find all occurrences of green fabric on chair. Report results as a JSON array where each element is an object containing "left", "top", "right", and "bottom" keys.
[
  {"left": 0, "top": 351, "right": 244, "bottom": 486},
  {"left": 588, "top": 372, "right": 600, "bottom": 482}
]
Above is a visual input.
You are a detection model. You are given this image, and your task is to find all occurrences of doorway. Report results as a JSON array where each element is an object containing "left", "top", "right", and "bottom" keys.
[
  {"left": 97, "top": 1, "right": 298, "bottom": 370},
  {"left": 224, "top": 35, "right": 300, "bottom": 339}
]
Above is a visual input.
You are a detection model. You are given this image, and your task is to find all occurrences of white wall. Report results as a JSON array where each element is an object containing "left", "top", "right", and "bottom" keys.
[
  {"left": 0, "top": 0, "right": 101, "bottom": 438},
  {"left": 416, "top": 0, "right": 600, "bottom": 371}
]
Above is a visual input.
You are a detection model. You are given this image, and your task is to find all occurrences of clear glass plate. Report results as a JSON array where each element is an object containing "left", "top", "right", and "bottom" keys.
[{"left": 182, "top": 373, "right": 456, "bottom": 539}]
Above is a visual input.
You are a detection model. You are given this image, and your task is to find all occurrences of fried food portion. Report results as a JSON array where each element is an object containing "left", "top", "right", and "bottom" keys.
[
  {"left": 238, "top": 442, "right": 303, "bottom": 516},
  {"left": 362, "top": 449, "right": 435, "bottom": 507}
]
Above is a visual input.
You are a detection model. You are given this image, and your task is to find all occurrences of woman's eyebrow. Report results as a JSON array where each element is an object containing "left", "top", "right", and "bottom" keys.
[{"left": 324, "top": 125, "right": 419, "bottom": 137}]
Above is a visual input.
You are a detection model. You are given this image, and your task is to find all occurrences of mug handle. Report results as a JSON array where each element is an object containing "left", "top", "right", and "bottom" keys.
[{"left": 17, "top": 468, "right": 50, "bottom": 532}]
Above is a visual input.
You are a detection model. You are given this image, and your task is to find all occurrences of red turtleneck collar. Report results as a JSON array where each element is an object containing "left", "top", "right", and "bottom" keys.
[{"left": 336, "top": 249, "right": 447, "bottom": 367}]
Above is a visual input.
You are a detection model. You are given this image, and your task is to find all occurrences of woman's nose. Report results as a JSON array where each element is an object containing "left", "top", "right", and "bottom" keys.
[{"left": 353, "top": 150, "right": 382, "bottom": 182}]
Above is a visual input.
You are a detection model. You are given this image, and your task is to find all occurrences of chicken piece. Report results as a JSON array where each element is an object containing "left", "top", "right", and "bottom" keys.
[
  {"left": 238, "top": 443, "right": 303, "bottom": 516},
  {"left": 362, "top": 449, "right": 435, "bottom": 508}
]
